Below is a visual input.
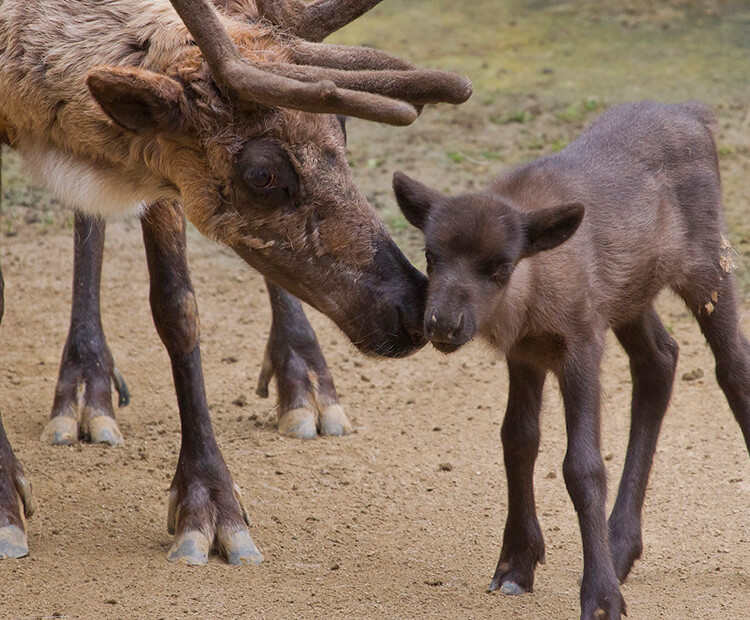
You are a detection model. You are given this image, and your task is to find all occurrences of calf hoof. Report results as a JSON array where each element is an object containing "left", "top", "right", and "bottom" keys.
[
  {"left": 498, "top": 581, "right": 527, "bottom": 596},
  {"left": 278, "top": 408, "right": 317, "bottom": 440},
  {"left": 167, "top": 530, "right": 210, "bottom": 566},
  {"left": 581, "top": 577, "right": 626, "bottom": 620},
  {"left": 40, "top": 415, "right": 78, "bottom": 446},
  {"left": 84, "top": 415, "right": 124, "bottom": 446},
  {"left": 0, "top": 525, "right": 29, "bottom": 559},
  {"left": 318, "top": 404, "right": 353, "bottom": 437}
]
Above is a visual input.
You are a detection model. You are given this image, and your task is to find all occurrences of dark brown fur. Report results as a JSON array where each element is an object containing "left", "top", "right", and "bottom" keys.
[{"left": 394, "top": 101, "right": 750, "bottom": 620}]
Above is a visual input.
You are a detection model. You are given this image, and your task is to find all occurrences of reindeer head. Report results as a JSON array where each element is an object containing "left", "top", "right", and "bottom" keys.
[
  {"left": 86, "top": 0, "right": 472, "bottom": 358},
  {"left": 393, "top": 172, "right": 584, "bottom": 353}
]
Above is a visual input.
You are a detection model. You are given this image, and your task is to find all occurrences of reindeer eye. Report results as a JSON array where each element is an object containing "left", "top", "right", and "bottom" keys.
[{"left": 245, "top": 168, "right": 278, "bottom": 190}]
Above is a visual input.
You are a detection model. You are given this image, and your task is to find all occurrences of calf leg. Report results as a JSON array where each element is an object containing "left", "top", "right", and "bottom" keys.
[
  {"left": 559, "top": 340, "right": 625, "bottom": 620},
  {"left": 0, "top": 263, "right": 36, "bottom": 559},
  {"left": 677, "top": 273, "right": 750, "bottom": 455},
  {"left": 489, "top": 359, "right": 546, "bottom": 595},
  {"left": 257, "top": 280, "right": 351, "bottom": 439},
  {"left": 609, "top": 306, "right": 678, "bottom": 582},
  {"left": 142, "top": 200, "right": 261, "bottom": 566},
  {"left": 41, "top": 213, "right": 129, "bottom": 446}
]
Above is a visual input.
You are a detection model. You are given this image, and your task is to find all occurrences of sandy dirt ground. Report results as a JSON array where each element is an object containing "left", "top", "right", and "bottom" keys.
[{"left": 1, "top": 2, "right": 750, "bottom": 619}]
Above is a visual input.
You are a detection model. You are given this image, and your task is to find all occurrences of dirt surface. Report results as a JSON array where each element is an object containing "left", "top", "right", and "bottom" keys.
[{"left": 1, "top": 2, "right": 750, "bottom": 619}]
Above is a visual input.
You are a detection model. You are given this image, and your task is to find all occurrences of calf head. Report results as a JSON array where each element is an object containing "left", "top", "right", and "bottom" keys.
[
  {"left": 85, "top": 9, "right": 472, "bottom": 358},
  {"left": 393, "top": 172, "right": 584, "bottom": 353}
]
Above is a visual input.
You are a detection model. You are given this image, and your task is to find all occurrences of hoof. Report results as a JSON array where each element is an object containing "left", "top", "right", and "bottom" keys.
[
  {"left": 219, "top": 527, "right": 263, "bottom": 566},
  {"left": 318, "top": 404, "right": 353, "bottom": 437},
  {"left": 498, "top": 581, "right": 528, "bottom": 596},
  {"left": 0, "top": 525, "right": 29, "bottom": 559},
  {"left": 85, "top": 415, "right": 124, "bottom": 446},
  {"left": 167, "top": 530, "right": 210, "bottom": 566},
  {"left": 40, "top": 416, "right": 78, "bottom": 445},
  {"left": 278, "top": 408, "right": 317, "bottom": 439}
]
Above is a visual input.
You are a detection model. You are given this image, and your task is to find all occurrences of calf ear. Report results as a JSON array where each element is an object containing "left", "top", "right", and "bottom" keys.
[
  {"left": 522, "top": 202, "right": 584, "bottom": 257},
  {"left": 392, "top": 172, "right": 442, "bottom": 231},
  {"left": 87, "top": 66, "right": 186, "bottom": 137}
]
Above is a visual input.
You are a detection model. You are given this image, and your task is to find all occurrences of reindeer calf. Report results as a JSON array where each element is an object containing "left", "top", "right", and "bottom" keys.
[{"left": 394, "top": 101, "right": 750, "bottom": 620}]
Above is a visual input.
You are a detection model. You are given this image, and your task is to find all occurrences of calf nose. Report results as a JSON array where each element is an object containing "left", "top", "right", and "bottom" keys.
[{"left": 425, "top": 311, "right": 465, "bottom": 342}]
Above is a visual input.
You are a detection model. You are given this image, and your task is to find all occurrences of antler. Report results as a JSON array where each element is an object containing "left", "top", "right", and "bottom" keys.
[
  {"left": 167, "top": 0, "right": 471, "bottom": 125},
  {"left": 255, "top": 0, "right": 385, "bottom": 43}
]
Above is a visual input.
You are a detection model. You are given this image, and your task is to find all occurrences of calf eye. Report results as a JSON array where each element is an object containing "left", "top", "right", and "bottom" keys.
[{"left": 244, "top": 168, "right": 278, "bottom": 190}]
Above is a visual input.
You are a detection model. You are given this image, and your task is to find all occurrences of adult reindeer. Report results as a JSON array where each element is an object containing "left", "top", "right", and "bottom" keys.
[
  {"left": 45, "top": 1, "right": 405, "bottom": 448},
  {"left": 0, "top": 0, "right": 471, "bottom": 564}
]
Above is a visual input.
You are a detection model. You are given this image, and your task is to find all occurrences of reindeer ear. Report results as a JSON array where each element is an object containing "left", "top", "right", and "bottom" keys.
[
  {"left": 522, "top": 202, "right": 584, "bottom": 258},
  {"left": 87, "top": 66, "right": 186, "bottom": 136},
  {"left": 392, "top": 172, "right": 442, "bottom": 231}
]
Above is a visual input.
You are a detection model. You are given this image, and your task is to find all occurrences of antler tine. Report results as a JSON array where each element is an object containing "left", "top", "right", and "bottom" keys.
[
  {"left": 296, "top": 0, "right": 385, "bottom": 42},
  {"left": 259, "top": 63, "right": 473, "bottom": 106},
  {"left": 256, "top": 0, "right": 385, "bottom": 43},
  {"left": 291, "top": 41, "right": 415, "bottom": 71},
  {"left": 167, "top": 0, "right": 418, "bottom": 125}
]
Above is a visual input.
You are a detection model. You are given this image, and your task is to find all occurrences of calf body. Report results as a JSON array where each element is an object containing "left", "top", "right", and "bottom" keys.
[{"left": 395, "top": 101, "right": 750, "bottom": 620}]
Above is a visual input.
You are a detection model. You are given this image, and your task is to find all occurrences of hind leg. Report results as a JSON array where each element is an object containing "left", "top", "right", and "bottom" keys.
[
  {"left": 256, "top": 281, "right": 351, "bottom": 440},
  {"left": 676, "top": 271, "right": 750, "bottom": 452},
  {"left": 610, "top": 305, "right": 679, "bottom": 582},
  {"left": 42, "top": 213, "right": 129, "bottom": 446}
]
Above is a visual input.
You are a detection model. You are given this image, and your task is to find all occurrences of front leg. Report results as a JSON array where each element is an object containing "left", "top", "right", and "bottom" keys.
[
  {"left": 558, "top": 339, "right": 624, "bottom": 620},
  {"left": 256, "top": 280, "right": 351, "bottom": 439},
  {"left": 0, "top": 416, "right": 36, "bottom": 559},
  {"left": 0, "top": 258, "right": 36, "bottom": 559},
  {"left": 489, "top": 358, "right": 547, "bottom": 595},
  {"left": 41, "top": 213, "right": 129, "bottom": 446},
  {"left": 142, "top": 200, "right": 261, "bottom": 566}
]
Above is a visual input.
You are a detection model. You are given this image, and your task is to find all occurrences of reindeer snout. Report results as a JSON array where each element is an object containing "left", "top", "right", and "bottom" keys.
[{"left": 425, "top": 309, "right": 471, "bottom": 353}]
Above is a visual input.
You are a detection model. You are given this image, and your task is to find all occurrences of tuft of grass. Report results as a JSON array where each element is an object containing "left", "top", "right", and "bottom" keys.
[
  {"left": 366, "top": 157, "right": 386, "bottom": 169},
  {"left": 387, "top": 212, "right": 410, "bottom": 233},
  {"left": 490, "top": 109, "right": 533, "bottom": 125},
  {"left": 556, "top": 98, "right": 602, "bottom": 123},
  {"left": 550, "top": 138, "right": 568, "bottom": 152}
]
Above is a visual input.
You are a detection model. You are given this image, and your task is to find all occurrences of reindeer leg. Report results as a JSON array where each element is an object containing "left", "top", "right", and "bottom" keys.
[
  {"left": 41, "top": 213, "right": 129, "bottom": 446},
  {"left": 489, "top": 358, "right": 546, "bottom": 595},
  {"left": 0, "top": 260, "right": 37, "bottom": 559},
  {"left": 609, "top": 306, "right": 678, "bottom": 583},
  {"left": 142, "top": 200, "right": 261, "bottom": 566},
  {"left": 256, "top": 280, "right": 351, "bottom": 440},
  {"left": 559, "top": 339, "right": 625, "bottom": 620}
]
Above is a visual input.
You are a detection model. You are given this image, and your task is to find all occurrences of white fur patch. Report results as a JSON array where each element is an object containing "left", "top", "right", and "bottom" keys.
[{"left": 17, "top": 137, "right": 169, "bottom": 218}]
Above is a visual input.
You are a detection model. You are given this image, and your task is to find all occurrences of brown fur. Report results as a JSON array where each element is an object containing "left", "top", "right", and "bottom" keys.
[
  {"left": 0, "top": 0, "right": 446, "bottom": 356},
  {"left": 395, "top": 101, "right": 750, "bottom": 620}
]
